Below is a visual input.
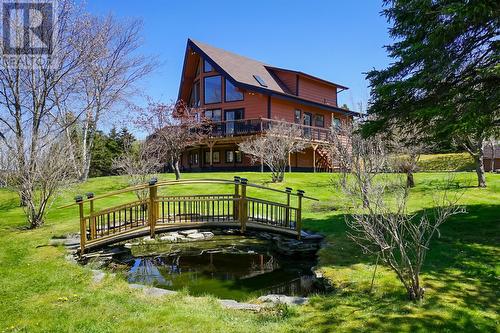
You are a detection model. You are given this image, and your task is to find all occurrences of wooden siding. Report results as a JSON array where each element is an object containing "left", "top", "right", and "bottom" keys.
[
  {"left": 298, "top": 76, "right": 337, "bottom": 106},
  {"left": 272, "top": 69, "right": 297, "bottom": 95},
  {"left": 270, "top": 97, "right": 349, "bottom": 128}
]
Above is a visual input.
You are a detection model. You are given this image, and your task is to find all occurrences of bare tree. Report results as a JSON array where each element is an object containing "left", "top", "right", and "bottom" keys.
[
  {"left": 0, "top": 136, "right": 76, "bottom": 228},
  {"left": 334, "top": 126, "right": 465, "bottom": 301},
  {"left": 238, "top": 121, "right": 307, "bottom": 182},
  {"left": 0, "top": 0, "right": 95, "bottom": 226},
  {"left": 328, "top": 121, "right": 387, "bottom": 207},
  {"left": 113, "top": 141, "right": 160, "bottom": 201},
  {"left": 388, "top": 127, "right": 428, "bottom": 188},
  {"left": 55, "top": 15, "right": 155, "bottom": 181},
  {"left": 134, "top": 101, "right": 202, "bottom": 180}
]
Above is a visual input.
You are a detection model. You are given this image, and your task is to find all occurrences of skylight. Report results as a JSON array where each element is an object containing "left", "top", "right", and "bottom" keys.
[{"left": 253, "top": 75, "right": 267, "bottom": 87}]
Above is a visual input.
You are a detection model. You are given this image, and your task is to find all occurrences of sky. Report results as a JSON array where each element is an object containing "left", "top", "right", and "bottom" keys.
[{"left": 86, "top": 0, "right": 393, "bottom": 117}]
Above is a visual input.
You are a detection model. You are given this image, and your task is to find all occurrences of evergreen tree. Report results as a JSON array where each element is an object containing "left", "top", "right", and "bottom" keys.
[
  {"left": 88, "top": 127, "right": 136, "bottom": 177},
  {"left": 364, "top": 0, "right": 499, "bottom": 187}
]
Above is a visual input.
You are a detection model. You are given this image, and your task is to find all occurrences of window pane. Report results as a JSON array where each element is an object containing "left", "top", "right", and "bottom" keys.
[
  {"left": 333, "top": 117, "right": 341, "bottom": 129},
  {"left": 225, "top": 79, "right": 243, "bottom": 102},
  {"left": 294, "top": 109, "right": 301, "bottom": 123},
  {"left": 235, "top": 151, "right": 242, "bottom": 163},
  {"left": 204, "top": 59, "right": 213, "bottom": 72},
  {"left": 213, "top": 151, "right": 220, "bottom": 163},
  {"left": 315, "top": 114, "right": 324, "bottom": 127},
  {"left": 195, "top": 59, "right": 201, "bottom": 77},
  {"left": 189, "top": 82, "right": 200, "bottom": 107},
  {"left": 225, "top": 150, "right": 234, "bottom": 163},
  {"left": 205, "top": 109, "right": 221, "bottom": 121},
  {"left": 204, "top": 76, "right": 221, "bottom": 104}
]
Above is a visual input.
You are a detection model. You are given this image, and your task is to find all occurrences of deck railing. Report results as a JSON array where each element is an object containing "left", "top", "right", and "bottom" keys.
[
  {"left": 63, "top": 177, "right": 317, "bottom": 254},
  {"left": 197, "top": 118, "right": 330, "bottom": 142}
]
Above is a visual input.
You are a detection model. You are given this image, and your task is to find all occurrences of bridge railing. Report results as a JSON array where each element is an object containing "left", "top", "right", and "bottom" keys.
[{"left": 63, "top": 177, "right": 317, "bottom": 254}]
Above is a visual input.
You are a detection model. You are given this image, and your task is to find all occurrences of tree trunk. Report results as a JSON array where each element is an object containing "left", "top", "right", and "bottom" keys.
[
  {"left": 474, "top": 147, "right": 486, "bottom": 188},
  {"left": 172, "top": 160, "right": 181, "bottom": 180},
  {"left": 406, "top": 171, "right": 415, "bottom": 188}
]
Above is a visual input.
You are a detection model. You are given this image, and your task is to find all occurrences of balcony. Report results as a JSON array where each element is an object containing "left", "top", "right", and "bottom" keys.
[{"left": 198, "top": 118, "right": 330, "bottom": 142}]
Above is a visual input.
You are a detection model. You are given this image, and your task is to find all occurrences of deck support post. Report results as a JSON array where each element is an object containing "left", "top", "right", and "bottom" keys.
[
  {"left": 87, "top": 192, "right": 96, "bottom": 240},
  {"left": 76, "top": 195, "right": 85, "bottom": 255},
  {"left": 285, "top": 187, "right": 292, "bottom": 228},
  {"left": 296, "top": 190, "right": 304, "bottom": 240},
  {"left": 288, "top": 153, "right": 292, "bottom": 173},
  {"left": 207, "top": 141, "right": 215, "bottom": 167},
  {"left": 312, "top": 144, "right": 318, "bottom": 173},
  {"left": 233, "top": 176, "right": 240, "bottom": 221},
  {"left": 148, "top": 178, "right": 158, "bottom": 238},
  {"left": 239, "top": 178, "right": 248, "bottom": 233}
]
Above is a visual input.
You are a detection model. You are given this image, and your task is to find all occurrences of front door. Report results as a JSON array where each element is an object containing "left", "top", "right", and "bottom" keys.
[{"left": 225, "top": 109, "right": 244, "bottom": 135}]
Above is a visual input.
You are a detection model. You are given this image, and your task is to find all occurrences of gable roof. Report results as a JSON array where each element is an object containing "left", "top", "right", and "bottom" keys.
[{"left": 181, "top": 39, "right": 358, "bottom": 116}]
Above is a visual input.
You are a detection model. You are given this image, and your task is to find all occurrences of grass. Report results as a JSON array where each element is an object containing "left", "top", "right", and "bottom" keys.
[
  {"left": 0, "top": 171, "right": 498, "bottom": 332},
  {"left": 418, "top": 153, "right": 475, "bottom": 171}
]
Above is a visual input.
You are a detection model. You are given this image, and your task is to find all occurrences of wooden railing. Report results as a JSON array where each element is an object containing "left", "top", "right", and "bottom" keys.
[
  {"left": 198, "top": 118, "right": 330, "bottom": 142},
  {"left": 63, "top": 177, "right": 318, "bottom": 254}
]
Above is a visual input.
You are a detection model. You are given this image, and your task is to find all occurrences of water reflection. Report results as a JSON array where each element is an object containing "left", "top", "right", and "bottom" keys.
[{"left": 126, "top": 250, "right": 325, "bottom": 300}]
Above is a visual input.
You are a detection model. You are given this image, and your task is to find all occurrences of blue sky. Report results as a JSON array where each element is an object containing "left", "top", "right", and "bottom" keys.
[{"left": 87, "top": 0, "right": 392, "bottom": 113}]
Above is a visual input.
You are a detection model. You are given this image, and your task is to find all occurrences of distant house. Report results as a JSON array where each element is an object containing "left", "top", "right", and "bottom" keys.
[
  {"left": 176, "top": 39, "right": 358, "bottom": 172},
  {"left": 484, "top": 144, "right": 499, "bottom": 172}
]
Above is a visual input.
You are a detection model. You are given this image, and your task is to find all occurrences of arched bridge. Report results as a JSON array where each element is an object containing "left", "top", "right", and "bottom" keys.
[{"left": 62, "top": 177, "right": 318, "bottom": 254}]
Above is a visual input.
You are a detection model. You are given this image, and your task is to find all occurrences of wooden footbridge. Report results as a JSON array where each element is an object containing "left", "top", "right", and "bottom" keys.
[{"left": 63, "top": 177, "right": 317, "bottom": 254}]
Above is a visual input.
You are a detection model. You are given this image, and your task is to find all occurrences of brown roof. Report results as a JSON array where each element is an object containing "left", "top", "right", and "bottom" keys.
[
  {"left": 187, "top": 39, "right": 356, "bottom": 115},
  {"left": 190, "top": 39, "right": 287, "bottom": 94}
]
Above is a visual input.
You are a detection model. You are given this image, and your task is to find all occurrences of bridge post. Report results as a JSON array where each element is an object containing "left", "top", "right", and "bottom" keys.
[
  {"left": 148, "top": 178, "right": 158, "bottom": 238},
  {"left": 76, "top": 195, "right": 85, "bottom": 254},
  {"left": 285, "top": 187, "right": 292, "bottom": 228},
  {"left": 86, "top": 192, "right": 96, "bottom": 240},
  {"left": 239, "top": 178, "right": 248, "bottom": 233},
  {"left": 296, "top": 190, "right": 304, "bottom": 240},
  {"left": 233, "top": 176, "right": 240, "bottom": 221}
]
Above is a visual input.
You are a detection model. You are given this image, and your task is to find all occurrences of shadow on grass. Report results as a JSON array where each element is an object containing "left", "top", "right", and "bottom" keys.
[{"left": 299, "top": 204, "right": 499, "bottom": 332}]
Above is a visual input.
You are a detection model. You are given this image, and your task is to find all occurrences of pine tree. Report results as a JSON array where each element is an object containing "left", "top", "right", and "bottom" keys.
[{"left": 364, "top": 0, "right": 499, "bottom": 187}]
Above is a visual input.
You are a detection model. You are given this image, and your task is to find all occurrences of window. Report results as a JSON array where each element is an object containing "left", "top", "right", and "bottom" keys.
[
  {"left": 333, "top": 117, "right": 341, "bottom": 129},
  {"left": 294, "top": 109, "right": 301, "bottom": 124},
  {"left": 303, "top": 112, "right": 312, "bottom": 126},
  {"left": 315, "top": 114, "right": 324, "bottom": 128},
  {"left": 253, "top": 75, "right": 267, "bottom": 87},
  {"left": 303, "top": 113, "right": 312, "bottom": 137},
  {"left": 204, "top": 109, "right": 222, "bottom": 121},
  {"left": 189, "top": 81, "right": 200, "bottom": 107},
  {"left": 189, "top": 152, "right": 199, "bottom": 165},
  {"left": 195, "top": 59, "right": 201, "bottom": 77},
  {"left": 213, "top": 151, "right": 220, "bottom": 163},
  {"left": 193, "top": 112, "right": 200, "bottom": 122},
  {"left": 203, "top": 59, "right": 213, "bottom": 73},
  {"left": 225, "top": 150, "right": 234, "bottom": 163},
  {"left": 204, "top": 75, "right": 222, "bottom": 104},
  {"left": 204, "top": 151, "right": 220, "bottom": 164},
  {"left": 235, "top": 151, "right": 242, "bottom": 163},
  {"left": 225, "top": 109, "right": 244, "bottom": 134},
  {"left": 225, "top": 79, "right": 243, "bottom": 102}
]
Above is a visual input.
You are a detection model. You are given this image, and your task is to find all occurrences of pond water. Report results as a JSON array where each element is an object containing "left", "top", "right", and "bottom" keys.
[{"left": 117, "top": 237, "right": 328, "bottom": 301}]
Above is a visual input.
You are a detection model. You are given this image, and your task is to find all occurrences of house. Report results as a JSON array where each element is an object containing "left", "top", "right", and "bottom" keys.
[
  {"left": 176, "top": 39, "right": 357, "bottom": 172},
  {"left": 484, "top": 144, "right": 500, "bottom": 172}
]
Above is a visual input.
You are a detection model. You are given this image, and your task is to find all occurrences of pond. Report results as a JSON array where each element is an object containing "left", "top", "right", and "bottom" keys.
[{"left": 113, "top": 235, "right": 328, "bottom": 301}]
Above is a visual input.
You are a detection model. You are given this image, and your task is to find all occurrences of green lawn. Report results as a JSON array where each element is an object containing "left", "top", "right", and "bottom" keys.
[{"left": 0, "top": 172, "right": 498, "bottom": 332}]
